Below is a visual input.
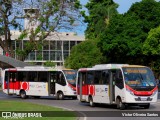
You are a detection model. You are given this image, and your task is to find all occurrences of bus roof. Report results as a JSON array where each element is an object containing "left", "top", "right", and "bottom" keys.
[
  {"left": 78, "top": 64, "right": 147, "bottom": 71},
  {"left": 93, "top": 64, "right": 128, "bottom": 69},
  {"left": 5, "top": 66, "right": 74, "bottom": 72}
]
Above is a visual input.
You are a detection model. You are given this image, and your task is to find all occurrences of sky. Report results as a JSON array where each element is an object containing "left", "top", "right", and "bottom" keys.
[
  {"left": 80, "top": 0, "right": 142, "bottom": 14},
  {"left": 77, "top": 0, "right": 142, "bottom": 35},
  {"left": 113, "top": 0, "right": 142, "bottom": 14}
]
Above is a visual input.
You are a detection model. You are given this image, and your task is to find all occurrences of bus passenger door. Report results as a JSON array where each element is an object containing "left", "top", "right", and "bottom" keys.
[
  {"left": 109, "top": 70, "right": 116, "bottom": 104},
  {"left": 7, "top": 72, "right": 17, "bottom": 94},
  {"left": 50, "top": 72, "right": 56, "bottom": 94},
  {"left": 78, "top": 72, "right": 87, "bottom": 101}
]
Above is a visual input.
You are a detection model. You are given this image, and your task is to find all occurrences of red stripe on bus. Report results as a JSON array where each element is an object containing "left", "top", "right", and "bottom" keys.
[
  {"left": 4, "top": 81, "right": 21, "bottom": 90},
  {"left": 8, "top": 69, "right": 17, "bottom": 72},
  {"left": 125, "top": 85, "right": 157, "bottom": 96},
  {"left": 79, "top": 68, "right": 87, "bottom": 72},
  {"left": 68, "top": 83, "right": 76, "bottom": 91}
]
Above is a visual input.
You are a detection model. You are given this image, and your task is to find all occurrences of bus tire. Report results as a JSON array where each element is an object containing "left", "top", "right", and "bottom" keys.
[
  {"left": 89, "top": 96, "right": 95, "bottom": 107},
  {"left": 116, "top": 98, "right": 125, "bottom": 110},
  {"left": 20, "top": 90, "right": 27, "bottom": 99},
  {"left": 57, "top": 92, "right": 64, "bottom": 100}
]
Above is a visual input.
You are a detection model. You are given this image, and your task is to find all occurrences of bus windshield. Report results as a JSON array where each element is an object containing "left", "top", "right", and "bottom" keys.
[
  {"left": 122, "top": 67, "right": 156, "bottom": 90},
  {"left": 63, "top": 70, "right": 77, "bottom": 86}
]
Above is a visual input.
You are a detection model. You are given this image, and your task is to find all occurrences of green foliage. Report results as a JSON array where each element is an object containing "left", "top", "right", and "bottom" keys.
[
  {"left": 143, "top": 26, "right": 160, "bottom": 55},
  {"left": 37, "top": 53, "right": 43, "bottom": 60},
  {"left": 83, "top": 0, "right": 118, "bottom": 39},
  {"left": 0, "top": 101, "right": 75, "bottom": 120},
  {"left": 65, "top": 40, "right": 104, "bottom": 69},
  {"left": 44, "top": 61, "right": 56, "bottom": 67},
  {"left": 98, "top": 0, "right": 160, "bottom": 65},
  {"left": 18, "top": 31, "right": 28, "bottom": 40},
  {"left": 142, "top": 26, "right": 160, "bottom": 76},
  {"left": 81, "top": 0, "right": 160, "bottom": 78}
]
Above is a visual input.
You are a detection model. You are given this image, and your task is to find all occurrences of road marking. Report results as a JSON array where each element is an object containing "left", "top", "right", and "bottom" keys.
[{"left": 51, "top": 105, "right": 87, "bottom": 120}]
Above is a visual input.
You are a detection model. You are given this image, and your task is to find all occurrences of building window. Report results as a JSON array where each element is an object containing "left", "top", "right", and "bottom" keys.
[
  {"left": 63, "top": 51, "right": 69, "bottom": 59},
  {"left": 23, "top": 40, "right": 28, "bottom": 50},
  {"left": 25, "top": 55, "right": 29, "bottom": 60},
  {"left": 43, "top": 41, "right": 49, "bottom": 50},
  {"left": 56, "top": 51, "right": 62, "bottom": 61},
  {"left": 70, "top": 41, "right": 76, "bottom": 50},
  {"left": 50, "top": 51, "right": 55, "bottom": 60},
  {"left": 57, "top": 41, "right": 62, "bottom": 50},
  {"left": 36, "top": 51, "right": 42, "bottom": 60},
  {"left": 77, "top": 41, "right": 81, "bottom": 44},
  {"left": 30, "top": 51, "right": 35, "bottom": 60},
  {"left": 43, "top": 51, "right": 49, "bottom": 60},
  {"left": 50, "top": 41, "right": 56, "bottom": 50},
  {"left": 16, "top": 41, "right": 22, "bottom": 49},
  {"left": 63, "top": 41, "right": 69, "bottom": 50},
  {"left": 11, "top": 41, "right": 15, "bottom": 50}
]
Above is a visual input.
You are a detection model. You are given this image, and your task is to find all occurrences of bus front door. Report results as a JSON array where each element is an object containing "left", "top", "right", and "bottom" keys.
[
  {"left": 50, "top": 72, "right": 56, "bottom": 94},
  {"left": 79, "top": 72, "right": 87, "bottom": 101},
  {"left": 109, "top": 70, "right": 116, "bottom": 104},
  {"left": 7, "top": 72, "right": 17, "bottom": 95}
]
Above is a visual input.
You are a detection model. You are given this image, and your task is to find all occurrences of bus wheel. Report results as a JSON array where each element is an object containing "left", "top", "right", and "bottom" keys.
[
  {"left": 89, "top": 96, "right": 95, "bottom": 107},
  {"left": 116, "top": 98, "right": 125, "bottom": 110},
  {"left": 20, "top": 90, "right": 27, "bottom": 99},
  {"left": 57, "top": 92, "right": 64, "bottom": 100}
]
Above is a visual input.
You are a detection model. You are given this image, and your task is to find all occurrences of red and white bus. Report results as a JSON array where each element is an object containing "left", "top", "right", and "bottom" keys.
[
  {"left": 76, "top": 64, "right": 158, "bottom": 109},
  {"left": 2, "top": 66, "right": 77, "bottom": 99}
]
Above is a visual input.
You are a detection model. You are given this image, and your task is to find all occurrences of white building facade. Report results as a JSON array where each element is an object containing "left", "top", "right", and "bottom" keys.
[
  {"left": 0, "top": 8, "right": 85, "bottom": 67},
  {"left": 9, "top": 31, "right": 84, "bottom": 66}
]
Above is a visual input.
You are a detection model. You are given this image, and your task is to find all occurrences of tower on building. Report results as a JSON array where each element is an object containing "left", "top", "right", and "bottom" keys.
[{"left": 24, "top": 8, "right": 40, "bottom": 31}]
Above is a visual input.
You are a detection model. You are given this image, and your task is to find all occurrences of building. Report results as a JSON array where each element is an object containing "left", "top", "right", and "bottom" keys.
[
  {"left": 0, "top": 8, "right": 85, "bottom": 67},
  {"left": 7, "top": 31, "right": 84, "bottom": 66}
]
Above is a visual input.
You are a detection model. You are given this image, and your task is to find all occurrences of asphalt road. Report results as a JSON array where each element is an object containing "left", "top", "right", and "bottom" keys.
[{"left": 0, "top": 91, "right": 160, "bottom": 120}]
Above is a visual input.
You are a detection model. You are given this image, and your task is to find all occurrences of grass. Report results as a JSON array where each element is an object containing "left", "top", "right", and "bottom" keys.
[{"left": 0, "top": 100, "right": 76, "bottom": 120}]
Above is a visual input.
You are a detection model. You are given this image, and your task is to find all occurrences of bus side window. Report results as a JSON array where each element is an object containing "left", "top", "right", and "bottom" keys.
[
  {"left": 57, "top": 72, "right": 66, "bottom": 86},
  {"left": 28, "top": 72, "right": 37, "bottom": 82},
  {"left": 9, "top": 72, "right": 17, "bottom": 82},
  {"left": 5, "top": 71, "right": 8, "bottom": 83},
  {"left": 51, "top": 72, "right": 57, "bottom": 83},
  {"left": 17, "top": 72, "right": 23, "bottom": 81},
  {"left": 102, "top": 70, "right": 109, "bottom": 84},
  {"left": 115, "top": 70, "right": 124, "bottom": 89},
  {"left": 86, "top": 71, "right": 94, "bottom": 84},
  {"left": 94, "top": 71, "right": 101, "bottom": 84},
  {"left": 38, "top": 72, "right": 48, "bottom": 82},
  {"left": 78, "top": 72, "right": 86, "bottom": 85}
]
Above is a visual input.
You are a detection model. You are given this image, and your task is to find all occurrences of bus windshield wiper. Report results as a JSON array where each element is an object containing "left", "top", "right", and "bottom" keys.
[{"left": 138, "top": 69, "right": 151, "bottom": 87}]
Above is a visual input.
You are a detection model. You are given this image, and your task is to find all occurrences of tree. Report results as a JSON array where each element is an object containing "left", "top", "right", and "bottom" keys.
[
  {"left": 143, "top": 26, "right": 160, "bottom": 56},
  {"left": 143, "top": 26, "right": 160, "bottom": 78},
  {"left": 82, "top": 0, "right": 118, "bottom": 39},
  {"left": 99, "top": 0, "right": 160, "bottom": 65},
  {"left": 0, "top": 0, "right": 81, "bottom": 61},
  {"left": 64, "top": 40, "right": 104, "bottom": 69},
  {"left": 44, "top": 61, "right": 56, "bottom": 67}
]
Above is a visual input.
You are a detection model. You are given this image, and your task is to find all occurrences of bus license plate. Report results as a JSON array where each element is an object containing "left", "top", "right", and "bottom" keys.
[{"left": 141, "top": 97, "right": 147, "bottom": 101}]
